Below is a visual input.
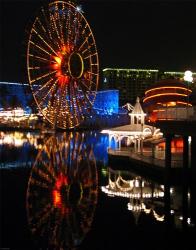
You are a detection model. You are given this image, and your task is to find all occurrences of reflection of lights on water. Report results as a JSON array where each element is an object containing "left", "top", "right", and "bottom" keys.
[
  {"left": 0, "top": 132, "right": 28, "bottom": 147},
  {"left": 26, "top": 133, "right": 98, "bottom": 249},
  {"left": 127, "top": 202, "right": 145, "bottom": 212},
  {"left": 179, "top": 216, "right": 194, "bottom": 226},
  {"left": 170, "top": 188, "right": 174, "bottom": 194},
  {"left": 101, "top": 186, "right": 164, "bottom": 199},
  {"left": 127, "top": 202, "right": 165, "bottom": 222},
  {"left": 53, "top": 190, "right": 62, "bottom": 208},
  {"left": 0, "top": 132, "right": 42, "bottom": 149},
  {"left": 170, "top": 209, "right": 175, "bottom": 214},
  {"left": 135, "top": 179, "right": 140, "bottom": 188},
  {"left": 153, "top": 210, "right": 164, "bottom": 222},
  {"left": 187, "top": 218, "right": 191, "bottom": 224},
  {"left": 101, "top": 168, "right": 107, "bottom": 177},
  {"left": 188, "top": 136, "right": 191, "bottom": 143}
]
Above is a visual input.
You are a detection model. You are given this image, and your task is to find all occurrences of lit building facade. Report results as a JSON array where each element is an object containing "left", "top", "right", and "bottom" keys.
[
  {"left": 0, "top": 82, "right": 33, "bottom": 112},
  {"left": 102, "top": 68, "right": 159, "bottom": 105},
  {"left": 0, "top": 82, "right": 128, "bottom": 128},
  {"left": 0, "top": 82, "right": 120, "bottom": 116},
  {"left": 0, "top": 82, "right": 39, "bottom": 128},
  {"left": 102, "top": 68, "right": 196, "bottom": 105},
  {"left": 143, "top": 79, "right": 194, "bottom": 122},
  {"left": 93, "top": 90, "right": 119, "bottom": 115}
]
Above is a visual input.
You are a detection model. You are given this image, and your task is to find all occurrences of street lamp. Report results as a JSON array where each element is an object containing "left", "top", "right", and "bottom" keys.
[{"left": 183, "top": 70, "right": 193, "bottom": 119}]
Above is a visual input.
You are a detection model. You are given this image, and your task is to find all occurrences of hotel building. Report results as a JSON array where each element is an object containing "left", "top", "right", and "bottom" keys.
[{"left": 102, "top": 68, "right": 196, "bottom": 105}]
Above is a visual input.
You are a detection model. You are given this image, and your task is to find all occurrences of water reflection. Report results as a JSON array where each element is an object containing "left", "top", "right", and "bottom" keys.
[
  {"left": 1, "top": 130, "right": 195, "bottom": 249},
  {"left": 0, "top": 131, "right": 110, "bottom": 169},
  {"left": 101, "top": 168, "right": 195, "bottom": 229},
  {"left": 0, "top": 131, "right": 41, "bottom": 168},
  {"left": 26, "top": 133, "right": 98, "bottom": 249},
  {"left": 0, "top": 131, "right": 42, "bottom": 148}
]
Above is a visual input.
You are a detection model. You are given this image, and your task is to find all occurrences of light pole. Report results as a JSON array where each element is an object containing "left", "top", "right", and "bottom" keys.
[{"left": 183, "top": 70, "right": 193, "bottom": 119}]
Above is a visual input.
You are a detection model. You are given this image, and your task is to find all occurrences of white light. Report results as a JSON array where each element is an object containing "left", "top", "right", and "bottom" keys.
[
  {"left": 184, "top": 70, "right": 193, "bottom": 82},
  {"left": 170, "top": 210, "right": 175, "bottom": 214},
  {"left": 76, "top": 5, "right": 83, "bottom": 13},
  {"left": 135, "top": 179, "right": 140, "bottom": 187}
]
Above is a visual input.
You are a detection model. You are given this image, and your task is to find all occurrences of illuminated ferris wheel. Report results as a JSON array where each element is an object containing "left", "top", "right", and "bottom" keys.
[
  {"left": 26, "top": 133, "right": 98, "bottom": 249},
  {"left": 27, "top": 0, "right": 99, "bottom": 129}
]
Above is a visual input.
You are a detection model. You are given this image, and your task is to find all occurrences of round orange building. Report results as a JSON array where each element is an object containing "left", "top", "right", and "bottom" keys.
[{"left": 143, "top": 79, "right": 192, "bottom": 121}]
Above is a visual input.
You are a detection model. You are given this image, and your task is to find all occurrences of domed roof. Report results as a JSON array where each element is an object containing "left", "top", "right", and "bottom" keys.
[
  {"left": 145, "top": 79, "right": 188, "bottom": 93},
  {"left": 143, "top": 78, "right": 191, "bottom": 106}
]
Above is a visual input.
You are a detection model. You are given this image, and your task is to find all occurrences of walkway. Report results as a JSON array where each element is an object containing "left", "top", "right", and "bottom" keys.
[{"left": 108, "top": 147, "right": 183, "bottom": 168}]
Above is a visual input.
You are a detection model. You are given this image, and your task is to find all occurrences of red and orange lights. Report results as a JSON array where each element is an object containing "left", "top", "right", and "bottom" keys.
[
  {"left": 27, "top": 0, "right": 99, "bottom": 129},
  {"left": 143, "top": 79, "right": 192, "bottom": 122},
  {"left": 50, "top": 45, "right": 74, "bottom": 86},
  {"left": 52, "top": 173, "right": 69, "bottom": 213}
]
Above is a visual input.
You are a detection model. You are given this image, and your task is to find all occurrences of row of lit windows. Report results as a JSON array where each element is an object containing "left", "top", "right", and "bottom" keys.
[{"left": 104, "top": 73, "right": 158, "bottom": 79}]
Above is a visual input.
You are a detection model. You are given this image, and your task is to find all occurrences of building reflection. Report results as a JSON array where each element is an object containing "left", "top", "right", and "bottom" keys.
[
  {"left": 0, "top": 131, "right": 110, "bottom": 169},
  {"left": 101, "top": 168, "right": 194, "bottom": 229},
  {"left": 0, "top": 131, "right": 43, "bottom": 169},
  {"left": 26, "top": 132, "right": 98, "bottom": 249},
  {"left": 0, "top": 131, "right": 42, "bottom": 148}
]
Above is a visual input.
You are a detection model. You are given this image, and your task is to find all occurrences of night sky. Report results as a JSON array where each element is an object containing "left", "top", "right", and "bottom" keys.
[{"left": 0, "top": 0, "right": 196, "bottom": 83}]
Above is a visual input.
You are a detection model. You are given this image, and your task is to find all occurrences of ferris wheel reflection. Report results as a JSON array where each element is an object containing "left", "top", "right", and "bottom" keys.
[{"left": 26, "top": 132, "right": 98, "bottom": 249}]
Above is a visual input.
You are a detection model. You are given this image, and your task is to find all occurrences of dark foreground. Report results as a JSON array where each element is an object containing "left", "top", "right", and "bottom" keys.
[{"left": 0, "top": 131, "right": 195, "bottom": 250}]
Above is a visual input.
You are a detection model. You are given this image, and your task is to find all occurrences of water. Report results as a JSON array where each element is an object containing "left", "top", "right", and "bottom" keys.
[{"left": 0, "top": 131, "right": 195, "bottom": 250}]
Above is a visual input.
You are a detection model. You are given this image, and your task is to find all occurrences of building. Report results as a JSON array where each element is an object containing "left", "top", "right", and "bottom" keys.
[
  {"left": 0, "top": 82, "right": 40, "bottom": 128},
  {"left": 0, "top": 82, "right": 121, "bottom": 116},
  {"left": 143, "top": 79, "right": 194, "bottom": 122},
  {"left": 102, "top": 97, "right": 162, "bottom": 153},
  {"left": 102, "top": 68, "right": 159, "bottom": 105},
  {"left": 102, "top": 68, "right": 196, "bottom": 105},
  {"left": 93, "top": 90, "right": 119, "bottom": 115},
  {"left": 0, "top": 82, "right": 128, "bottom": 129},
  {"left": 0, "top": 82, "right": 33, "bottom": 112}
]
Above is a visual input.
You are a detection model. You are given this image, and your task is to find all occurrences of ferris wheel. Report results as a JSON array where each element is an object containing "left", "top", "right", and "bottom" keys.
[
  {"left": 26, "top": 133, "right": 98, "bottom": 249},
  {"left": 27, "top": 0, "right": 99, "bottom": 129}
]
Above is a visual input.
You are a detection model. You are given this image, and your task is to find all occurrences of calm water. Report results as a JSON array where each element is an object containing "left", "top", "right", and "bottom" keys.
[{"left": 0, "top": 131, "right": 195, "bottom": 250}]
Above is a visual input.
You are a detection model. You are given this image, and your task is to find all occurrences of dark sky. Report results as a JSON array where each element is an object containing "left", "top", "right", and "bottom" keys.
[{"left": 0, "top": 0, "right": 196, "bottom": 83}]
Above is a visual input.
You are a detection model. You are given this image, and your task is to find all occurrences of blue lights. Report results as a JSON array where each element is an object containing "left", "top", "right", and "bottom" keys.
[
  {"left": 0, "top": 82, "right": 33, "bottom": 114},
  {"left": 0, "top": 83, "right": 119, "bottom": 117},
  {"left": 93, "top": 90, "right": 119, "bottom": 115},
  {"left": 0, "top": 83, "right": 129, "bottom": 128}
]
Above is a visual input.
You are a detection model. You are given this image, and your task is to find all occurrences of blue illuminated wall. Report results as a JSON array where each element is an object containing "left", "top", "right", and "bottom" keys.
[
  {"left": 0, "top": 82, "right": 33, "bottom": 113},
  {"left": 0, "top": 83, "right": 129, "bottom": 128},
  {"left": 93, "top": 90, "right": 119, "bottom": 115}
]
